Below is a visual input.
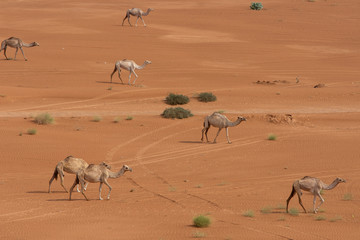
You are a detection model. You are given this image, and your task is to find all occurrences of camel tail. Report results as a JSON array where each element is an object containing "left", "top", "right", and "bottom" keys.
[
  {"left": 0, "top": 40, "right": 5, "bottom": 51},
  {"left": 75, "top": 174, "right": 80, "bottom": 185},
  {"left": 51, "top": 167, "right": 59, "bottom": 180}
]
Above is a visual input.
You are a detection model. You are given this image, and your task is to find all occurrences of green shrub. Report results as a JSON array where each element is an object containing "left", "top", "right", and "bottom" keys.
[
  {"left": 34, "top": 113, "right": 54, "bottom": 125},
  {"left": 315, "top": 215, "right": 326, "bottom": 221},
  {"left": 113, "top": 117, "right": 120, "bottom": 123},
  {"left": 125, "top": 116, "right": 133, "bottom": 120},
  {"left": 27, "top": 128, "right": 37, "bottom": 135},
  {"left": 250, "top": 2, "right": 263, "bottom": 10},
  {"left": 288, "top": 208, "right": 299, "bottom": 216},
  {"left": 193, "top": 215, "right": 211, "bottom": 228},
  {"left": 343, "top": 193, "right": 353, "bottom": 201},
  {"left": 161, "top": 107, "right": 193, "bottom": 119},
  {"left": 92, "top": 116, "right": 102, "bottom": 122},
  {"left": 193, "top": 231, "right": 206, "bottom": 238},
  {"left": 197, "top": 92, "right": 217, "bottom": 102},
  {"left": 260, "top": 206, "right": 272, "bottom": 214},
  {"left": 268, "top": 134, "right": 277, "bottom": 141},
  {"left": 329, "top": 216, "right": 342, "bottom": 222},
  {"left": 242, "top": 210, "right": 254, "bottom": 217},
  {"left": 165, "top": 93, "right": 189, "bottom": 105}
]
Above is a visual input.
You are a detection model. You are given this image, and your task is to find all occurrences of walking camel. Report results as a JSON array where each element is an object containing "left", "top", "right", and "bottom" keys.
[
  {"left": 122, "top": 8, "right": 154, "bottom": 27},
  {"left": 286, "top": 176, "right": 346, "bottom": 214},
  {"left": 69, "top": 164, "right": 132, "bottom": 201},
  {"left": 110, "top": 59, "right": 151, "bottom": 85},
  {"left": 201, "top": 112, "right": 246, "bottom": 144},
  {"left": 49, "top": 156, "right": 92, "bottom": 193},
  {"left": 0, "top": 37, "right": 39, "bottom": 61}
]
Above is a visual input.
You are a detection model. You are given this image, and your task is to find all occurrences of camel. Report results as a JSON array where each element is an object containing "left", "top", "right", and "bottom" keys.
[
  {"left": 286, "top": 176, "right": 346, "bottom": 214},
  {"left": 0, "top": 37, "right": 39, "bottom": 61},
  {"left": 110, "top": 59, "right": 151, "bottom": 85},
  {"left": 201, "top": 112, "right": 246, "bottom": 144},
  {"left": 122, "top": 8, "right": 154, "bottom": 27},
  {"left": 69, "top": 164, "right": 132, "bottom": 201}
]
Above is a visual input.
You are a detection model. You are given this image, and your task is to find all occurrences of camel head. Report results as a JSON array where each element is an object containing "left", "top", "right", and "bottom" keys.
[
  {"left": 145, "top": 60, "right": 152, "bottom": 65},
  {"left": 32, "top": 42, "right": 40, "bottom": 46},
  {"left": 238, "top": 116, "right": 246, "bottom": 122},
  {"left": 122, "top": 165, "right": 133, "bottom": 172},
  {"left": 148, "top": 8, "right": 154, "bottom": 12},
  {"left": 100, "top": 162, "right": 112, "bottom": 170},
  {"left": 336, "top": 177, "right": 346, "bottom": 183}
]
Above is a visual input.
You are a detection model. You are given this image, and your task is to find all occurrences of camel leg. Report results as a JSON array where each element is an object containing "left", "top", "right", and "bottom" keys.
[
  {"left": 79, "top": 179, "right": 89, "bottom": 201},
  {"left": 286, "top": 186, "right": 296, "bottom": 213},
  {"left": 127, "top": 15, "right": 132, "bottom": 26},
  {"left": 110, "top": 66, "right": 117, "bottom": 83},
  {"left": 122, "top": 15, "right": 128, "bottom": 26},
  {"left": 314, "top": 192, "right": 324, "bottom": 213},
  {"left": 84, "top": 182, "right": 88, "bottom": 191},
  {"left": 213, "top": 128, "right": 222, "bottom": 143},
  {"left": 225, "top": 127, "right": 232, "bottom": 144},
  {"left": 69, "top": 178, "right": 78, "bottom": 200},
  {"left": 116, "top": 65, "right": 124, "bottom": 84},
  {"left": 104, "top": 179, "right": 112, "bottom": 200},
  {"left": 132, "top": 70, "right": 138, "bottom": 85},
  {"left": 19, "top": 47, "right": 27, "bottom": 61},
  {"left": 297, "top": 193, "right": 307, "bottom": 213},
  {"left": 204, "top": 126, "right": 210, "bottom": 142},
  {"left": 139, "top": 15, "right": 146, "bottom": 27},
  {"left": 4, "top": 46, "right": 10, "bottom": 60},
  {"left": 58, "top": 170, "right": 68, "bottom": 193},
  {"left": 99, "top": 182, "right": 103, "bottom": 200},
  {"left": 14, "top": 48, "right": 18, "bottom": 60}
]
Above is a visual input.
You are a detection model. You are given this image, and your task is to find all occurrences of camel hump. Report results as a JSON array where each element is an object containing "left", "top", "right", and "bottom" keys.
[{"left": 301, "top": 176, "right": 312, "bottom": 179}]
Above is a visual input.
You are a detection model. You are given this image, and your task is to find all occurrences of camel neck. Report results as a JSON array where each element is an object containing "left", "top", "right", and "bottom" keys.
[
  {"left": 23, "top": 42, "right": 36, "bottom": 48},
  {"left": 324, "top": 179, "right": 340, "bottom": 190},
  {"left": 227, "top": 118, "right": 242, "bottom": 127},
  {"left": 137, "top": 62, "right": 148, "bottom": 69},
  {"left": 109, "top": 168, "right": 125, "bottom": 178},
  {"left": 142, "top": 9, "right": 151, "bottom": 16}
]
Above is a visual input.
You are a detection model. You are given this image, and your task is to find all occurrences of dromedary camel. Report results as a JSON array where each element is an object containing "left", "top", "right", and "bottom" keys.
[
  {"left": 0, "top": 37, "right": 39, "bottom": 61},
  {"left": 286, "top": 176, "right": 346, "bottom": 213},
  {"left": 122, "top": 8, "right": 154, "bottom": 27},
  {"left": 110, "top": 59, "right": 151, "bottom": 85},
  {"left": 69, "top": 164, "right": 132, "bottom": 201},
  {"left": 48, "top": 156, "right": 91, "bottom": 193},
  {"left": 201, "top": 112, "right": 246, "bottom": 144}
]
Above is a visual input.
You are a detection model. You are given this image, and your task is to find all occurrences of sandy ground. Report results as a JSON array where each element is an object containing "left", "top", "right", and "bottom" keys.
[{"left": 1, "top": 0, "right": 360, "bottom": 239}]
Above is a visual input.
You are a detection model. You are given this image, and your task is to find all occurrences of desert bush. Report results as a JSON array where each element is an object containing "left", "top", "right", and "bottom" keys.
[
  {"left": 343, "top": 193, "right": 353, "bottom": 201},
  {"left": 125, "top": 116, "right": 133, "bottom": 120},
  {"left": 165, "top": 93, "right": 190, "bottom": 105},
  {"left": 315, "top": 215, "right": 326, "bottom": 221},
  {"left": 34, "top": 113, "right": 54, "bottom": 125},
  {"left": 329, "top": 216, "right": 342, "bottom": 222},
  {"left": 113, "top": 117, "right": 120, "bottom": 123},
  {"left": 260, "top": 206, "right": 272, "bottom": 214},
  {"left": 268, "top": 134, "right": 277, "bottom": 140},
  {"left": 161, "top": 107, "right": 193, "bottom": 119},
  {"left": 197, "top": 92, "right": 217, "bottom": 102},
  {"left": 92, "top": 116, "right": 102, "bottom": 122},
  {"left": 288, "top": 208, "right": 299, "bottom": 216},
  {"left": 27, "top": 128, "right": 37, "bottom": 135},
  {"left": 250, "top": 2, "right": 263, "bottom": 10},
  {"left": 193, "top": 215, "right": 211, "bottom": 228},
  {"left": 242, "top": 210, "right": 254, "bottom": 217}
]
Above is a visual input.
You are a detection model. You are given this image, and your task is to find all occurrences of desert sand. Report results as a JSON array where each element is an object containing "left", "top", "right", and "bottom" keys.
[{"left": 0, "top": 0, "right": 359, "bottom": 239}]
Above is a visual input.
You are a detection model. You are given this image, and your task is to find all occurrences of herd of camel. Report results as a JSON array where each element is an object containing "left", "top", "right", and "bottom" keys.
[{"left": 1, "top": 7, "right": 346, "bottom": 213}]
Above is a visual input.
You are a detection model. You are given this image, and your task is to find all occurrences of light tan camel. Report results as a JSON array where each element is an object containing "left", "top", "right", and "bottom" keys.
[
  {"left": 286, "top": 176, "right": 346, "bottom": 213},
  {"left": 0, "top": 37, "right": 39, "bottom": 61},
  {"left": 48, "top": 156, "right": 91, "bottom": 193},
  {"left": 69, "top": 164, "right": 132, "bottom": 201},
  {"left": 110, "top": 59, "right": 151, "bottom": 85},
  {"left": 201, "top": 112, "right": 246, "bottom": 144},
  {"left": 122, "top": 8, "right": 154, "bottom": 27}
]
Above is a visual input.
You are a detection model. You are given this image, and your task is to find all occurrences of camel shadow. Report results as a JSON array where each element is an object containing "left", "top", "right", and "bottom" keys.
[
  {"left": 47, "top": 198, "right": 84, "bottom": 202},
  {"left": 27, "top": 190, "right": 65, "bottom": 194},
  {"left": 179, "top": 141, "right": 203, "bottom": 144},
  {"left": 96, "top": 81, "right": 124, "bottom": 85}
]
